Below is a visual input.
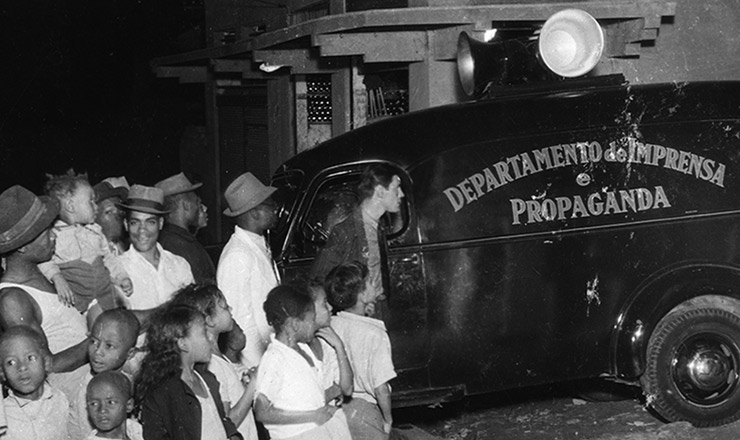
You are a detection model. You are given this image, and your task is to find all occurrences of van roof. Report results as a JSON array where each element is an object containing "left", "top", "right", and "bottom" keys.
[{"left": 278, "top": 80, "right": 740, "bottom": 178}]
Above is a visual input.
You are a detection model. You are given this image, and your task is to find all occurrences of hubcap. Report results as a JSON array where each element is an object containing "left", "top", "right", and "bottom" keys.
[{"left": 672, "top": 333, "right": 740, "bottom": 407}]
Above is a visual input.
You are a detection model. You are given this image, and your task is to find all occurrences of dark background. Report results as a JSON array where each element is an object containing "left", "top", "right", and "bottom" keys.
[{"left": 0, "top": 1, "right": 205, "bottom": 193}]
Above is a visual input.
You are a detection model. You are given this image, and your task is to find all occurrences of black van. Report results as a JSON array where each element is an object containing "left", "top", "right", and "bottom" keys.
[{"left": 268, "top": 77, "right": 740, "bottom": 427}]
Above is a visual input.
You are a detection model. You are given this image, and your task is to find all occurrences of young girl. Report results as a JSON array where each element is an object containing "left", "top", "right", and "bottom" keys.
[
  {"left": 135, "top": 302, "right": 240, "bottom": 440},
  {"left": 254, "top": 284, "right": 351, "bottom": 440},
  {"left": 305, "top": 281, "right": 353, "bottom": 405},
  {"left": 170, "top": 284, "right": 258, "bottom": 440}
]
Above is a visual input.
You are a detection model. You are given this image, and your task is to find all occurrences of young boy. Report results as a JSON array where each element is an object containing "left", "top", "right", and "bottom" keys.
[
  {"left": 0, "top": 326, "right": 69, "bottom": 440},
  {"left": 86, "top": 371, "right": 143, "bottom": 440},
  {"left": 38, "top": 170, "right": 133, "bottom": 313},
  {"left": 68, "top": 309, "right": 140, "bottom": 440},
  {"left": 325, "top": 262, "right": 396, "bottom": 440}
]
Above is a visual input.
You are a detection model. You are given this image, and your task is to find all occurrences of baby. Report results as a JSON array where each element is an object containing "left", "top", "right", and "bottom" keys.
[
  {"left": 86, "top": 371, "right": 143, "bottom": 440},
  {"left": 69, "top": 308, "right": 140, "bottom": 439},
  {"left": 0, "top": 326, "right": 69, "bottom": 440},
  {"left": 38, "top": 170, "right": 133, "bottom": 313}
]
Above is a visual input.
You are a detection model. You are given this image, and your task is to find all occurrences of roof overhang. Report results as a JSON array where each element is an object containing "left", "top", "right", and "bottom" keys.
[{"left": 152, "top": 0, "right": 676, "bottom": 82}]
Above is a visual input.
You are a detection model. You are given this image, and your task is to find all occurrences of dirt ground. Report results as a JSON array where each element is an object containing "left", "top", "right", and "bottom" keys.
[{"left": 393, "top": 382, "right": 740, "bottom": 440}]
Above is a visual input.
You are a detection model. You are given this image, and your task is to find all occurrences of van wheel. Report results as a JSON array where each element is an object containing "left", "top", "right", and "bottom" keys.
[{"left": 641, "top": 307, "right": 740, "bottom": 427}]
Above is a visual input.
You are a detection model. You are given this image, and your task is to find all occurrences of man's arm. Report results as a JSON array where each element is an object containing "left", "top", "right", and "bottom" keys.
[{"left": 0, "top": 287, "right": 88, "bottom": 373}]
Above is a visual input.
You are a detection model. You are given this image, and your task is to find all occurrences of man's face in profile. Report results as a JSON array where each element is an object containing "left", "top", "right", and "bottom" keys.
[{"left": 96, "top": 197, "right": 124, "bottom": 242}]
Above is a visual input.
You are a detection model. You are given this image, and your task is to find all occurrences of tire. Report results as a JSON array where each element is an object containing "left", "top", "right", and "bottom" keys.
[{"left": 641, "top": 307, "right": 740, "bottom": 427}]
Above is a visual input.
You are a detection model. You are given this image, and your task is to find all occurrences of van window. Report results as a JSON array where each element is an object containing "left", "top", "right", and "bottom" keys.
[{"left": 292, "top": 172, "right": 407, "bottom": 259}]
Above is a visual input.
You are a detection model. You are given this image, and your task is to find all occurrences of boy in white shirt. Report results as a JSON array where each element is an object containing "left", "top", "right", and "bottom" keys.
[
  {"left": 0, "top": 326, "right": 69, "bottom": 440},
  {"left": 325, "top": 261, "right": 396, "bottom": 440}
]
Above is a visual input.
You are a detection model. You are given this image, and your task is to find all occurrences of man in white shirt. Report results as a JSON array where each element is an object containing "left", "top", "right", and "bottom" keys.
[
  {"left": 217, "top": 172, "right": 280, "bottom": 368},
  {"left": 118, "top": 185, "right": 194, "bottom": 310}
]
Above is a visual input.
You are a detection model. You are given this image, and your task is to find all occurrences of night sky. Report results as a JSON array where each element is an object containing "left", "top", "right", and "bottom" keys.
[{"left": 1, "top": 1, "right": 204, "bottom": 193}]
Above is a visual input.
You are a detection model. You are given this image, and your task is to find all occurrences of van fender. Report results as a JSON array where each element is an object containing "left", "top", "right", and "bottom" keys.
[{"left": 612, "top": 264, "right": 740, "bottom": 379}]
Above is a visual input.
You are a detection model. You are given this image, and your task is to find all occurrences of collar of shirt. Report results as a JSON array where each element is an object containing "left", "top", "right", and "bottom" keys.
[
  {"left": 234, "top": 226, "right": 269, "bottom": 251},
  {"left": 125, "top": 242, "right": 165, "bottom": 265},
  {"left": 8, "top": 382, "right": 55, "bottom": 408},
  {"left": 336, "top": 310, "right": 387, "bottom": 331},
  {"left": 53, "top": 218, "right": 103, "bottom": 234}
]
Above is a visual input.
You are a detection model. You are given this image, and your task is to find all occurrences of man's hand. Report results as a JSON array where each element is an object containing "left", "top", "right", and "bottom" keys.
[
  {"left": 51, "top": 274, "right": 75, "bottom": 307},
  {"left": 383, "top": 419, "right": 393, "bottom": 434},
  {"left": 119, "top": 277, "right": 133, "bottom": 296}
]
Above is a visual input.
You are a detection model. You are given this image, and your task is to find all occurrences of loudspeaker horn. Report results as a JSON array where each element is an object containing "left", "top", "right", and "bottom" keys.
[
  {"left": 457, "top": 32, "right": 542, "bottom": 97},
  {"left": 538, "top": 9, "right": 604, "bottom": 78}
]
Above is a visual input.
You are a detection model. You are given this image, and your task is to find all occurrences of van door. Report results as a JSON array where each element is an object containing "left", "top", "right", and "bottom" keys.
[{"left": 277, "top": 165, "right": 432, "bottom": 394}]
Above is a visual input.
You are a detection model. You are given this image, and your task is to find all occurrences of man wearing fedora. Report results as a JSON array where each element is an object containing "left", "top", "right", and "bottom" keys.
[
  {"left": 155, "top": 172, "right": 215, "bottom": 284},
  {"left": 93, "top": 176, "right": 130, "bottom": 255},
  {"left": 119, "top": 185, "right": 194, "bottom": 310},
  {"left": 0, "top": 185, "right": 90, "bottom": 402},
  {"left": 217, "top": 172, "right": 280, "bottom": 367}
]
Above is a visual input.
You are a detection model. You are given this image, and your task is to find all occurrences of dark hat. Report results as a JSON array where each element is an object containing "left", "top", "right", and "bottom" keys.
[
  {"left": 0, "top": 185, "right": 59, "bottom": 254},
  {"left": 155, "top": 172, "right": 202, "bottom": 197},
  {"left": 223, "top": 173, "right": 277, "bottom": 217},
  {"left": 117, "top": 185, "right": 169, "bottom": 215},
  {"left": 94, "top": 181, "right": 128, "bottom": 203}
]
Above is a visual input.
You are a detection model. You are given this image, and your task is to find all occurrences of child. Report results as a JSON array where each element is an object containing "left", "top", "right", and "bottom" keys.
[
  {"left": 254, "top": 284, "right": 351, "bottom": 440},
  {"left": 305, "top": 281, "right": 353, "bottom": 406},
  {"left": 86, "top": 371, "right": 143, "bottom": 440},
  {"left": 170, "top": 284, "right": 258, "bottom": 440},
  {"left": 0, "top": 326, "right": 69, "bottom": 440},
  {"left": 325, "top": 261, "right": 396, "bottom": 440},
  {"left": 135, "top": 303, "right": 240, "bottom": 440},
  {"left": 69, "top": 308, "right": 140, "bottom": 440},
  {"left": 39, "top": 170, "right": 133, "bottom": 313},
  {"left": 218, "top": 320, "right": 246, "bottom": 366}
]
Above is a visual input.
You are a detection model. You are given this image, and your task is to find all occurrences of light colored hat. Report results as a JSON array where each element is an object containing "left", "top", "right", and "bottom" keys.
[
  {"left": 223, "top": 173, "right": 277, "bottom": 217},
  {"left": 102, "top": 176, "right": 130, "bottom": 190},
  {"left": 155, "top": 172, "right": 202, "bottom": 197},
  {"left": 0, "top": 186, "right": 59, "bottom": 254},
  {"left": 117, "top": 185, "right": 169, "bottom": 215}
]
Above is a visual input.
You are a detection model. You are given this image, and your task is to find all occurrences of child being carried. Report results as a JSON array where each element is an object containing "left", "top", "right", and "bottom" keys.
[{"left": 38, "top": 170, "right": 132, "bottom": 313}]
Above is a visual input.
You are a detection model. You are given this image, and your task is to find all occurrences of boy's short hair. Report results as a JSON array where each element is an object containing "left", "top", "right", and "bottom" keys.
[
  {"left": 44, "top": 169, "right": 90, "bottom": 201},
  {"left": 0, "top": 326, "right": 50, "bottom": 357},
  {"left": 88, "top": 370, "right": 132, "bottom": 400},
  {"left": 263, "top": 284, "right": 314, "bottom": 332},
  {"left": 94, "top": 308, "right": 141, "bottom": 349},
  {"left": 324, "top": 261, "right": 369, "bottom": 312},
  {"left": 358, "top": 163, "right": 397, "bottom": 201}
]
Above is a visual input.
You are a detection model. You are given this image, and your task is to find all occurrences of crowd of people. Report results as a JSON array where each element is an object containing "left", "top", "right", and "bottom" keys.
[{"left": 0, "top": 164, "right": 405, "bottom": 440}]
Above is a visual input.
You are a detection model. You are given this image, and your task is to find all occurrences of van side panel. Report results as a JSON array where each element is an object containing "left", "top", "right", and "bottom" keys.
[{"left": 409, "top": 120, "right": 740, "bottom": 394}]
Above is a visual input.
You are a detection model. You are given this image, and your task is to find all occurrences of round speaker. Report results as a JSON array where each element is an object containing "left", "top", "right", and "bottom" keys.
[{"left": 538, "top": 9, "right": 604, "bottom": 77}]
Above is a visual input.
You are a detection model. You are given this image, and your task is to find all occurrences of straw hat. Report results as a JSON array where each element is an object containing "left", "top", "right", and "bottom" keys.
[
  {"left": 155, "top": 172, "right": 202, "bottom": 197},
  {"left": 0, "top": 185, "right": 59, "bottom": 254},
  {"left": 117, "top": 185, "right": 169, "bottom": 215},
  {"left": 223, "top": 173, "right": 277, "bottom": 217}
]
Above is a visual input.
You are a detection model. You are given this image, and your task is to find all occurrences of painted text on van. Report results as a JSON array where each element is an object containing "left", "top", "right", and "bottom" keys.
[
  {"left": 442, "top": 139, "right": 725, "bottom": 213},
  {"left": 509, "top": 186, "right": 671, "bottom": 225}
]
